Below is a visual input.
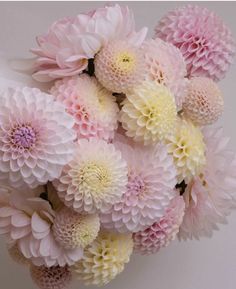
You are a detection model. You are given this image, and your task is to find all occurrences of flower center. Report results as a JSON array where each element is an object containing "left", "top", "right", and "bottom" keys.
[
  {"left": 10, "top": 124, "right": 37, "bottom": 150},
  {"left": 78, "top": 162, "right": 111, "bottom": 195},
  {"left": 127, "top": 171, "right": 146, "bottom": 197},
  {"left": 114, "top": 51, "right": 136, "bottom": 73}
]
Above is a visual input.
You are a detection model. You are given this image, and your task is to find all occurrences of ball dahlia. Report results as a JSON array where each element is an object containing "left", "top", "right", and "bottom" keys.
[
  {"left": 53, "top": 138, "right": 128, "bottom": 214},
  {"left": 166, "top": 118, "right": 206, "bottom": 182},
  {"left": 100, "top": 140, "right": 177, "bottom": 233},
  {"left": 142, "top": 39, "right": 187, "bottom": 109},
  {"left": 30, "top": 265, "right": 72, "bottom": 289},
  {"left": 0, "top": 188, "right": 83, "bottom": 267},
  {"left": 0, "top": 87, "right": 75, "bottom": 189},
  {"left": 94, "top": 40, "right": 145, "bottom": 93},
  {"left": 120, "top": 81, "right": 177, "bottom": 145},
  {"left": 179, "top": 127, "right": 236, "bottom": 240},
  {"left": 53, "top": 207, "right": 100, "bottom": 249},
  {"left": 183, "top": 77, "right": 224, "bottom": 126},
  {"left": 72, "top": 231, "right": 133, "bottom": 286},
  {"left": 50, "top": 74, "right": 119, "bottom": 141},
  {"left": 133, "top": 195, "right": 185, "bottom": 254},
  {"left": 31, "top": 4, "right": 147, "bottom": 82},
  {"left": 155, "top": 5, "right": 236, "bottom": 81}
]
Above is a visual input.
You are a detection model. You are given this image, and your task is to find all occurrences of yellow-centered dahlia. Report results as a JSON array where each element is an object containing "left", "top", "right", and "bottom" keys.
[
  {"left": 72, "top": 231, "right": 133, "bottom": 286},
  {"left": 94, "top": 40, "right": 145, "bottom": 93},
  {"left": 53, "top": 207, "right": 100, "bottom": 249},
  {"left": 166, "top": 118, "right": 206, "bottom": 182},
  {"left": 120, "top": 81, "right": 177, "bottom": 145},
  {"left": 53, "top": 138, "right": 128, "bottom": 214}
]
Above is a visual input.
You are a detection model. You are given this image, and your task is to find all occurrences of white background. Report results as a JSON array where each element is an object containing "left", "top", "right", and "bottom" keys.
[{"left": 0, "top": 2, "right": 236, "bottom": 289}]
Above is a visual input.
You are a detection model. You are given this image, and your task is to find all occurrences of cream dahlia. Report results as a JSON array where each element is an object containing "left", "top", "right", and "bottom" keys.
[
  {"left": 100, "top": 140, "right": 177, "bottom": 233},
  {"left": 53, "top": 207, "right": 100, "bottom": 249},
  {"left": 72, "top": 231, "right": 133, "bottom": 286},
  {"left": 50, "top": 74, "right": 119, "bottom": 141},
  {"left": 155, "top": 5, "right": 236, "bottom": 81},
  {"left": 0, "top": 188, "right": 83, "bottom": 267},
  {"left": 94, "top": 40, "right": 145, "bottom": 93},
  {"left": 30, "top": 265, "right": 72, "bottom": 289},
  {"left": 133, "top": 195, "right": 185, "bottom": 254},
  {"left": 142, "top": 39, "right": 187, "bottom": 109},
  {"left": 120, "top": 81, "right": 177, "bottom": 145},
  {"left": 179, "top": 127, "right": 236, "bottom": 240},
  {"left": 166, "top": 118, "right": 206, "bottom": 182},
  {"left": 0, "top": 87, "right": 75, "bottom": 188},
  {"left": 183, "top": 77, "right": 224, "bottom": 126},
  {"left": 53, "top": 138, "right": 128, "bottom": 214},
  {"left": 32, "top": 4, "right": 147, "bottom": 82}
]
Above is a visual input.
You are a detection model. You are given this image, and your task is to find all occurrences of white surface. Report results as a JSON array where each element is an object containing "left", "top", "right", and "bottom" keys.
[{"left": 0, "top": 2, "right": 236, "bottom": 289}]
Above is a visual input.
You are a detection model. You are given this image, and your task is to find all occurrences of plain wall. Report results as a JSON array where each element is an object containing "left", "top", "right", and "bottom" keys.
[{"left": 0, "top": 2, "right": 235, "bottom": 289}]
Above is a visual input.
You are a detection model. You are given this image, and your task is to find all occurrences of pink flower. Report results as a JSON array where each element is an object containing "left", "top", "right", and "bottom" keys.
[
  {"left": 31, "top": 4, "right": 147, "bottom": 82},
  {"left": 155, "top": 5, "right": 236, "bottom": 81},
  {"left": 142, "top": 39, "right": 187, "bottom": 109},
  {"left": 50, "top": 74, "right": 119, "bottom": 141},
  {"left": 179, "top": 127, "right": 236, "bottom": 240},
  {"left": 0, "top": 188, "right": 83, "bottom": 267},
  {"left": 133, "top": 195, "right": 185, "bottom": 254},
  {"left": 0, "top": 87, "right": 75, "bottom": 189},
  {"left": 100, "top": 139, "right": 177, "bottom": 233}
]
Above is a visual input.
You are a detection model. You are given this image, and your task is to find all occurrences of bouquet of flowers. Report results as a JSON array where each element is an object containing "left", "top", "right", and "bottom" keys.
[{"left": 0, "top": 3, "right": 235, "bottom": 289}]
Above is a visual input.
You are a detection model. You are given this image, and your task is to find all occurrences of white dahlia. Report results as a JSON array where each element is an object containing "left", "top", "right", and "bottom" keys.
[
  {"left": 0, "top": 87, "right": 76, "bottom": 188},
  {"left": 100, "top": 139, "right": 177, "bottom": 233},
  {"left": 53, "top": 138, "right": 128, "bottom": 214}
]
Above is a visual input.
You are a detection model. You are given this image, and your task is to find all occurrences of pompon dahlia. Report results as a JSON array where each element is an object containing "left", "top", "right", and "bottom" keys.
[
  {"left": 133, "top": 195, "right": 185, "bottom": 255},
  {"left": 0, "top": 87, "right": 75, "bottom": 189},
  {"left": 142, "top": 39, "right": 187, "bottom": 109},
  {"left": 179, "top": 127, "right": 236, "bottom": 240},
  {"left": 72, "top": 231, "right": 133, "bottom": 286},
  {"left": 0, "top": 188, "right": 83, "bottom": 267},
  {"left": 7, "top": 243, "right": 29, "bottom": 266},
  {"left": 155, "top": 5, "right": 236, "bottom": 81},
  {"left": 30, "top": 265, "right": 72, "bottom": 289},
  {"left": 50, "top": 74, "right": 119, "bottom": 141},
  {"left": 183, "top": 77, "right": 224, "bottom": 126},
  {"left": 94, "top": 40, "right": 145, "bottom": 93},
  {"left": 100, "top": 140, "right": 177, "bottom": 233},
  {"left": 53, "top": 207, "right": 100, "bottom": 249},
  {"left": 120, "top": 81, "right": 177, "bottom": 145},
  {"left": 31, "top": 4, "right": 147, "bottom": 82},
  {"left": 53, "top": 138, "right": 128, "bottom": 214},
  {"left": 166, "top": 118, "right": 206, "bottom": 182}
]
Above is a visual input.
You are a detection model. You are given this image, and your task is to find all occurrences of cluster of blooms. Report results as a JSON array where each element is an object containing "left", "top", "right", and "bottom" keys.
[{"left": 0, "top": 4, "right": 235, "bottom": 289}]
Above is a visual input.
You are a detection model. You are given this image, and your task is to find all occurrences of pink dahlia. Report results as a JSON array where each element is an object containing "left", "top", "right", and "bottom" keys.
[
  {"left": 100, "top": 139, "right": 177, "bottom": 233},
  {"left": 0, "top": 188, "right": 83, "bottom": 267},
  {"left": 179, "top": 127, "right": 236, "bottom": 240},
  {"left": 142, "top": 39, "right": 187, "bottom": 109},
  {"left": 0, "top": 87, "right": 75, "bottom": 189},
  {"left": 31, "top": 4, "right": 147, "bottom": 82},
  {"left": 155, "top": 5, "right": 236, "bottom": 81},
  {"left": 53, "top": 138, "right": 128, "bottom": 214},
  {"left": 133, "top": 195, "right": 185, "bottom": 254},
  {"left": 51, "top": 74, "right": 119, "bottom": 141}
]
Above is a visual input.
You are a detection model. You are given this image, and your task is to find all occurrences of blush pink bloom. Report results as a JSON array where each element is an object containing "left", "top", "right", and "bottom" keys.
[
  {"left": 155, "top": 5, "right": 236, "bottom": 81},
  {"left": 50, "top": 74, "right": 119, "bottom": 141},
  {"left": 31, "top": 4, "right": 147, "bottom": 82},
  {"left": 0, "top": 188, "right": 83, "bottom": 267},
  {"left": 133, "top": 195, "right": 185, "bottom": 254},
  {"left": 179, "top": 127, "right": 236, "bottom": 240},
  {"left": 100, "top": 139, "right": 177, "bottom": 233},
  {"left": 0, "top": 87, "right": 75, "bottom": 189}
]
